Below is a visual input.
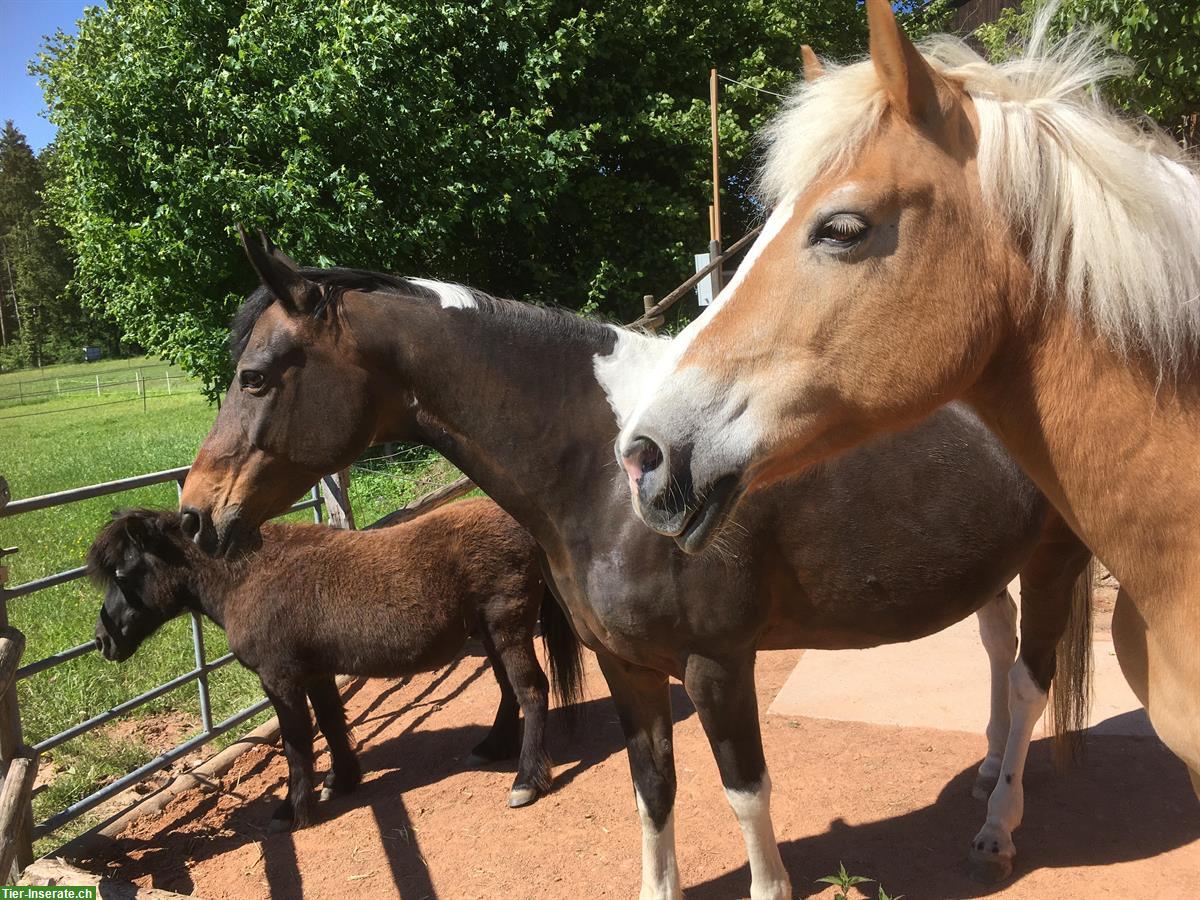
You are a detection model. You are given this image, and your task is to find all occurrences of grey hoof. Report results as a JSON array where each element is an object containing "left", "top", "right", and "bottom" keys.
[
  {"left": 507, "top": 786, "right": 539, "bottom": 808},
  {"left": 972, "top": 773, "right": 998, "bottom": 800},
  {"left": 268, "top": 817, "right": 292, "bottom": 834},
  {"left": 320, "top": 785, "right": 334, "bottom": 802},
  {"left": 969, "top": 850, "right": 1014, "bottom": 883}
]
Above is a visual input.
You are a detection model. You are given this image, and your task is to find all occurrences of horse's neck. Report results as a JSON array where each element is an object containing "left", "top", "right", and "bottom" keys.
[
  {"left": 396, "top": 301, "right": 633, "bottom": 546},
  {"left": 970, "top": 306, "right": 1200, "bottom": 598}
]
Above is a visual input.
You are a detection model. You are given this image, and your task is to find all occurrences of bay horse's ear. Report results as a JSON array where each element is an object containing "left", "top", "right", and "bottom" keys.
[
  {"left": 800, "top": 45, "right": 824, "bottom": 83},
  {"left": 866, "top": 0, "right": 942, "bottom": 124},
  {"left": 236, "top": 224, "right": 321, "bottom": 316}
]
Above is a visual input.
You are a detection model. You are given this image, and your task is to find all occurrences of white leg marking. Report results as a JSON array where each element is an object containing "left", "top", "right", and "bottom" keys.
[
  {"left": 974, "top": 590, "right": 1018, "bottom": 798},
  {"left": 725, "top": 772, "right": 792, "bottom": 900},
  {"left": 635, "top": 788, "right": 681, "bottom": 900},
  {"left": 971, "top": 659, "right": 1048, "bottom": 879}
]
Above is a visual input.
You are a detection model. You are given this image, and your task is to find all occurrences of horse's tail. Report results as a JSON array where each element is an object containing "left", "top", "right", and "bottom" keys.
[
  {"left": 539, "top": 583, "right": 585, "bottom": 728},
  {"left": 1049, "top": 556, "right": 1094, "bottom": 767}
]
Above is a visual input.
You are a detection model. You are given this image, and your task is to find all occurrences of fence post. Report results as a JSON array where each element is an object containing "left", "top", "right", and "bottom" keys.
[
  {"left": 95, "top": 375, "right": 100, "bottom": 397},
  {"left": 165, "top": 370, "right": 172, "bottom": 395},
  {"left": 320, "top": 469, "right": 355, "bottom": 530},
  {"left": 641, "top": 295, "right": 664, "bottom": 333},
  {"left": 0, "top": 527, "right": 33, "bottom": 872}
]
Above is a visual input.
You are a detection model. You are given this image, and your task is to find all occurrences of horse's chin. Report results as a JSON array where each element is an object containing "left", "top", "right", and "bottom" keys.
[
  {"left": 672, "top": 474, "right": 744, "bottom": 555},
  {"left": 213, "top": 512, "right": 263, "bottom": 559}
]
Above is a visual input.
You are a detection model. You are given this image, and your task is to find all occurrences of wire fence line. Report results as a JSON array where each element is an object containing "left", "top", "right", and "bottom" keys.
[
  {"left": 0, "top": 366, "right": 199, "bottom": 408},
  {"left": 0, "top": 388, "right": 206, "bottom": 422}
]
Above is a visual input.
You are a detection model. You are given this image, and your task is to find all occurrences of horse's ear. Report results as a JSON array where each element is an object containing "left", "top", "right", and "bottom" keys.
[
  {"left": 801, "top": 45, "right": 824, "bottom": 83},
  {"left": 866, "top": 0, "right": 942, "bottom": 124},
  {"left": 236, "top": 224, "right": 321, "bottom": 316}
]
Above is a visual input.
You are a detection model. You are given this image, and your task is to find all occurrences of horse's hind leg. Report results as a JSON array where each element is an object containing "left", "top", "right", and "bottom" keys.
[
  {"left": 683, "top": 652, "right": 790, "bottom": 900},
  {"left": 974, "top": 589, "right": 1018, "bottom": 799},
  {"left": 490, "top": 622, "right": 552, "bottom": 808},
  {"left": 307, "top": 676, "right": 361, "bottom": 801},
  {"left": 970, "top": 517, "right": 1092, "bottom": 882},
  {"left": 596, "top": 649, "right": 679, "bottom": 900},
  {"left": 468, "top": 630, "right": 523, "bottom": 765}
]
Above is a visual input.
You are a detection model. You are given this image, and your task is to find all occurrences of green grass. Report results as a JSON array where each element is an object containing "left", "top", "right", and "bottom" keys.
[
  {"left": 0, "top": 355, "right": 200, "bottom": 410},
  {"left": 0, "top": 389, "right": 457, "bottom": 853}
]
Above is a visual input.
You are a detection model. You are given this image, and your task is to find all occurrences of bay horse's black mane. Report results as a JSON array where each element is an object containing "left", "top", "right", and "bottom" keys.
[{"left": 231, "top": 265, "right": 620, "bottom": 364}]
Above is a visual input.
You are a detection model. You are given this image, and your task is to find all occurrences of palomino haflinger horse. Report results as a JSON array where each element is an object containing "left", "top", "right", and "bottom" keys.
[
  {"left": 618, "top": 0, "right": 1200, "bottom": 831},
  {"left": 179, "top": 230, "right": 1091, "bottom": 896}
]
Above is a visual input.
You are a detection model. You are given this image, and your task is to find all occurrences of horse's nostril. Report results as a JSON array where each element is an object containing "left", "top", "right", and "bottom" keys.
[
  {"left": 639, "top": 440, "right": 664, "bottom": 475},
  {"left": 180, "top": 508, "right": 202, "bottom": 542}
]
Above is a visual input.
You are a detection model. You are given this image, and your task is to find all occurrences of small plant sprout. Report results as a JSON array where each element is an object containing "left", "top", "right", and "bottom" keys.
[{"left": 816, "top": 862, "right": 903, "bottom": 900}]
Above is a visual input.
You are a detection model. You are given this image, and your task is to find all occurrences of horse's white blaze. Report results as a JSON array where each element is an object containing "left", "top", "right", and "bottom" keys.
[
  {"left": 634, "top": 788, "right": 681, "bottom": 900},
  {"left": 610, "top": 203, "right": 795, "bottom": 479},
  {"left": 975, "top": 590, "right": 1018, "bottom": 791},
  {"left": 724, "top": 773, "right": 791, "bottom": 900},
  {"left": 593, "top": 328, "right": 667, "bottom": 428},
  {"left": 409, "top": 277, "right": 477, "bottom": 310},
  {"left": 973, "top": 659, "right": 1048, "bottom": 861}
]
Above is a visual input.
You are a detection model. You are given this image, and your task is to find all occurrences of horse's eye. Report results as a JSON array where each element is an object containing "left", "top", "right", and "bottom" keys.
[
  {"left": 240, "top": 370, "right": 266, "bottom": 392},
  {"left": 812, "top": 213, "right": 869, "bottom": 250}
]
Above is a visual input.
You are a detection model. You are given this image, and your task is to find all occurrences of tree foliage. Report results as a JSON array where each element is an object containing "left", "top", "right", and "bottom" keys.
[
  {"left": 0, "top": 122, "right": 117, "bottom": 370},
  {"left": 977, "top": 1, "right": 1200, "bottom": 143},
  {"left": 36, "top": 0, "right": 952, "bottom": 393}
]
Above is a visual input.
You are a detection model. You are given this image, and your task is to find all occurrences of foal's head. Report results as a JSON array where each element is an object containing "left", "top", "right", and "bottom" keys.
[
  {"left": 618, "top": 0, "right": 1200, "bottom": 550},
  {"left": 90, "top": 509, "right": 194, "bottom": 661}
]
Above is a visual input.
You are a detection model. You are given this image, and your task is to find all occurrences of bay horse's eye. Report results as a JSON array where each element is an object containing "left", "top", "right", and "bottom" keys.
[
  {"left": 240, "top": 370, "right": 266, "bottom": 392},
  {"left": 812, "top": 213, "right": 869, "bottom": 250}
]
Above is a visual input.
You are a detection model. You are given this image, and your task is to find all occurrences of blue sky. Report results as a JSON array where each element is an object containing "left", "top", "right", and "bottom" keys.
[{"left": 1, "top": 0, "right": 94, "bottom": 151}]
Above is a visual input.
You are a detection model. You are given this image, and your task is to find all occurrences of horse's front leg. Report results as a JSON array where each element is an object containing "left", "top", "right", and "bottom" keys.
[
  {"left": 261, "top": 676, "right": 316, "bottom": 831},
  {"left": 595, "top": 650, "right": 679, "bottom": 900},
  {"left": 683, "top": 652, "right": 791, "bottom": 900},
  {"left": 974, "top": 588, "right": 1018, "bottom": 799}
]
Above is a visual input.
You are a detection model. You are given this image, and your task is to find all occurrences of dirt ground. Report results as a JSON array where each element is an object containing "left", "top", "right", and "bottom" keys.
[{"left": 69, "top": 646, "right": 1199, "bottom": 900}]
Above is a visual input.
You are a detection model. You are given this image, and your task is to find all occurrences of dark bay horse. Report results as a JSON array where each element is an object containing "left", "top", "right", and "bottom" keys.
[
  {"left": 178, "top": 231, "right": 1092, "bottom": 893},
  {"left": 89, "top": 499, "right": 582, "bottom": 828}
]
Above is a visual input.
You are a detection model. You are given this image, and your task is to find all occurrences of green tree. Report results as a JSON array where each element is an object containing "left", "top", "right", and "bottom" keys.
[
  {"left": 0, "top": 123, "right": 119, "bottom": 369},
  {"left": 36, "top": 0, "right": 950, "bottom": 393},
  {"left": 977, "top": 1, "right": 1200, "bottom": 143}
]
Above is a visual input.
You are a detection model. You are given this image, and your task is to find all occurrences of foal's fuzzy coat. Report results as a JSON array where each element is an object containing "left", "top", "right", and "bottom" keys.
[{"left": 89, "top": 498, "right": 582, "bottom": 829}]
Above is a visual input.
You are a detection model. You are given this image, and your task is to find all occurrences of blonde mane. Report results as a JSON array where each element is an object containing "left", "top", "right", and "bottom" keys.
[{"left": 759, "top": 7, "right": 1200, "bottom": 369}]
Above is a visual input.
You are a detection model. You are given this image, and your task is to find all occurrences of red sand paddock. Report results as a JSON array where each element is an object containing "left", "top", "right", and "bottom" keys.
[{"left": 72, "top": 648, "right": 1198, "bottom": 899}]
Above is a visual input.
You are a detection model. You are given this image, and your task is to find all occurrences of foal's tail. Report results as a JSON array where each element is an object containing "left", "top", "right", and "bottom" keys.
[
  {"left": 1049, "top": 556, "right": 1095, "bottom": 767},
  {"left": 539, "top": 584, "right": 585, "bottom": 726}
]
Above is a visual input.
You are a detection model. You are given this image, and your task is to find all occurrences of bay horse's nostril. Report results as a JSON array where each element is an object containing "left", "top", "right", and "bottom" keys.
[
  {"left": 180, "top": 508, "right": 203, "bottom": 543},
  {"left": 621, "top": 436, "right": 665, "bottom": 484}
]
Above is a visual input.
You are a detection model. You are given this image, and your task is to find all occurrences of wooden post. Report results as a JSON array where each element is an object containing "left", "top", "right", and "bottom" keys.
[
  {"left": 710, "top": 68, "right": 722, "bottom": 245},
  {"left": 641, "top": 295, "right": 664, "bottom": 333},
  {"left": 95, "top": 375, "right": 101, "bottom": 397},
  {"left": 0, "top": 543, "right": 31, "bottom": 873},
  {"left": 165, "top": 370, "right": 172, "bottom": 395},
  {"left": 320, "top": 469, "right": 355, "bottom": 530}
]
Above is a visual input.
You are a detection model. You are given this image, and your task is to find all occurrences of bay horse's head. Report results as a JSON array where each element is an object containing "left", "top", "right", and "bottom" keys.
[
  {"left": 179, "top": 229, "right": 398, "bottom": 556},
  {"left": 617, "top": 0, "right": 1200, "bottom": 551}
]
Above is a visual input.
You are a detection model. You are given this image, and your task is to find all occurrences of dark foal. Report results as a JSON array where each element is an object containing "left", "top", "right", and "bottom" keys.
[{"left": 89, "top": 499, "right": 582, "bottom": 830}]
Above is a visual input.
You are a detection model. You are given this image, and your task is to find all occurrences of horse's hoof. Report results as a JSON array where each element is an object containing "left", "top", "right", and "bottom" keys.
[
  {"left": 320, "top": 785, "right": 334, "bottom": 802},
  {"left": 972, "top": 773, "right": 998, "bottom": 800},
  {"left": 968, "top": 850, "right": 1014, "bottom": 883},
  {"left": 466, "top": 752, "right": 493, "bottom": 767},
  {"left": 268, "top": 817, "right": 292, "bottom": 834},
  {"left": 507, "top": 785, "right": 539, "bottom": 808}
]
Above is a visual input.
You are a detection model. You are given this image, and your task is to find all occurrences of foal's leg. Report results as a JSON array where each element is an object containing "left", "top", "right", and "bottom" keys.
[
  {"left": 490, "top": 624, "right": 552, "bottom": 808},
  {"left": 260, "top": 677, "right": 316, "bottom": 831},
  {"left": 595, "top": 650, "right": 679, "bottom": 900},
  {"left": 307, "top": 676, "right": 361, "bottom": 801},
  {"left": 468, "top": 632, "right": 523, "bottom": 765},
  {"left": 683, "top": 652, "right": 791, "bottom": 900},
  {"left": 970, "top": 519, "right": 1092, "bottom": 882},
  {"left": 974, "top": 589, "right": 1018, "bottom": 799}
]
